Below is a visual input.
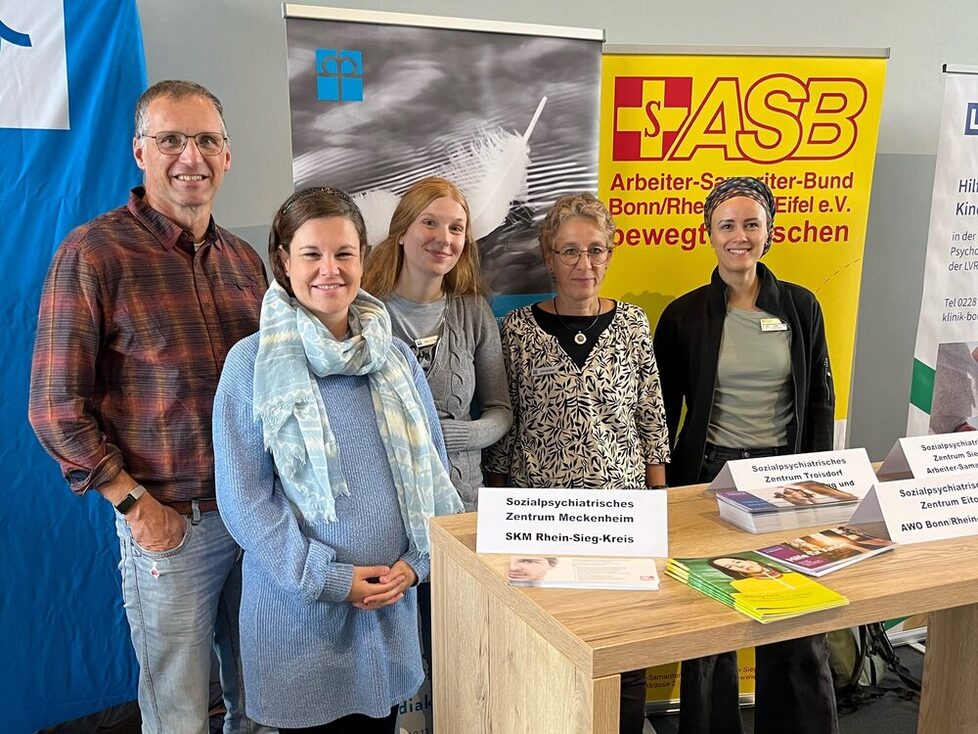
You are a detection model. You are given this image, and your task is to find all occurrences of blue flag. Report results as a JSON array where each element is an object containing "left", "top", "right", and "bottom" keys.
[{"left": 0, "top": 1, "right": 146, "bottom": 730}]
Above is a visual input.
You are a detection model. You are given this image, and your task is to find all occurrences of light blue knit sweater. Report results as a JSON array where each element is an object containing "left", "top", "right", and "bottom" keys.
[{"left": 213, "top": 334, "right": 448, "bottom": 728}]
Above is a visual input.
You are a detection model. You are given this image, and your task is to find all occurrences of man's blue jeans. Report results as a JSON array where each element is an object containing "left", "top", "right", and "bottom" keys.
[{"left": 115, "top": 505, "right": 264, "bottom": 734}]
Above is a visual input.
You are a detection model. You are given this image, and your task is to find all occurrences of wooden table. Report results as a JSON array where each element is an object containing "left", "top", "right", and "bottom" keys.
[{"left": 430, "top": 483, "right": 978, "bottom": 733}]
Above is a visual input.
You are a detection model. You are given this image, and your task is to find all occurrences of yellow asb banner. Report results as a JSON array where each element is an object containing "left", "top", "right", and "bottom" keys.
[{"left": 599, "top": 51, "right": 887, "bottom": 435}]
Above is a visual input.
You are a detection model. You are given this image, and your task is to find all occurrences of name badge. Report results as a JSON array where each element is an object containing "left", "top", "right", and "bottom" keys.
[
  {"left": 414, "top": 335, "right": 439, "bottom": 349},
  {"left": 533, "top": 365, "right": 560, "bottom": 377},
  {"left": 760, "top": 318, "right": 788, "bottom": 332}
]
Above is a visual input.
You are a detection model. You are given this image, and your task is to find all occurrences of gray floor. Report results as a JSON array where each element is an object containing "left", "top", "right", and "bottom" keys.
[
  {"left": 648, "top": 646, "right": 923, "bottom": 734},
  {"left": 43, "top": 647, "right": 924, "bottom": 733}
]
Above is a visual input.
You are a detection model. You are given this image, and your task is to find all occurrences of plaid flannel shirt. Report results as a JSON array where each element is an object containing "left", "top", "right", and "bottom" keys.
[{"left": 29, "top": 188, "right": 266, "bottom": 503}]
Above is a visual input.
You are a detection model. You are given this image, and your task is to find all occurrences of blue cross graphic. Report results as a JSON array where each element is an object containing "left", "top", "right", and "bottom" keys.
[{"left": 0, "top": 19, "right": 32, "bottom": 52}]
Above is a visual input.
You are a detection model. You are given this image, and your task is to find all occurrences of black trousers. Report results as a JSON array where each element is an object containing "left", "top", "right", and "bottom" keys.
[
  {"left": 620, "top": 667, "right": 648, "bottom": 733},
  {"left": 678, "top": 445, "right": 839, "bottom": 734},
  {"left": 278, "top": 705, "right": 398, "bottom": 734},
  {"left": 418, "top": 580, "right": 433, "bottom": 675}
]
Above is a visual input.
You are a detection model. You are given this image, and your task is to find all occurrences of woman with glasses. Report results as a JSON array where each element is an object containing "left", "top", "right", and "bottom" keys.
[
  {"left": 362, "top": 177, "right": 512, "bottom": 513},
  {"left": 486, "top": 192, "right": 669, "bottom": 734},
  {"left": 213, "top": 187, "right": 462, "bottom": 733},
  {"left": 653, "top": 176, "right": 836, "bottom": 734}
]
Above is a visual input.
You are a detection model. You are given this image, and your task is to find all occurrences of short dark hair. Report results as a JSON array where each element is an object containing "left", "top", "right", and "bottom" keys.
[
  {"left": 134, "top": 80, "right": 226, "bottom": 137},
  {"left": 268, "top": 187, "right": 368, "bottom": 296}
]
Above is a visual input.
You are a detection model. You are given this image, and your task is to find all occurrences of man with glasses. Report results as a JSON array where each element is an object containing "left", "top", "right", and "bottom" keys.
[{"left": 29, "top": 80, "right": 267, "bottom": 733}]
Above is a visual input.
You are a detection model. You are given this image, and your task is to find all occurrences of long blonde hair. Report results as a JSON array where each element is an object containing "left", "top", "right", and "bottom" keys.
[{"left": 362, "top": 176, "right": 484, "bottom": 297}]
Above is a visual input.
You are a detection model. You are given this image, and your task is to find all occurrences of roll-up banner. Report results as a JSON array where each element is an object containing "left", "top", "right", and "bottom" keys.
[
  {"left": 1, "top": 1, "right": 146, "bottom": 730},
  {"left": 283, "top": 4, "right": 603, "bottom": 317},
  {"left": 909, "top": 66, "right": 978, "bottom": 436},
  {"left": 599, "top": 46, "right": 887, "bottom": 450},
  {"left": 283, "top": 7, "right": 603, "bottom": 731},
  {"left": 598, "top": 46, "right": 887, "bottom": 710}
]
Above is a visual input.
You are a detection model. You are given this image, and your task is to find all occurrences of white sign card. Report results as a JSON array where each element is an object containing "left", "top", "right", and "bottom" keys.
[
  {"left": 476, "top": 487, "right": 668, "bottom": 558},
  {"left": 850, "top": 476, "right": 978, "bottom": 544},
  {"left": 0, "top": 0, "right": 69, "bottom": 130},
  {"left": 707, "top": 448, "right": 876, "bottom": 497},
  {"left": 877, "top": 432, "right": 978, "bottom": 480}
]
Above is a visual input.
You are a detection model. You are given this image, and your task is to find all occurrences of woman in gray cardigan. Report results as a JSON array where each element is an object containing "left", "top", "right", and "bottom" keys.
[
  {"left": 362, "top": 176, "right": 512, "bottom": 511},
  {"left": 362, "top": 177, "right": 512, "bottom": 701}
]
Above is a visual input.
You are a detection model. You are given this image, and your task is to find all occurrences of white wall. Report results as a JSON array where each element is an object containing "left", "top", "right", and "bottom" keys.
[{"left": 135, "top": 0, "right": 978, "bottom": 458}]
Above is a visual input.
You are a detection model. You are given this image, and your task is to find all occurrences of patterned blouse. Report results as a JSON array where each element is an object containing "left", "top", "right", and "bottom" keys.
[{"left": 485, "top": 301, "right": 670, "bottom": 489}]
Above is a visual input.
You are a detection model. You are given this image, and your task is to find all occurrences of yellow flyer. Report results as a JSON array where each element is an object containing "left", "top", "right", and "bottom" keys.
[{"left": 599, "top": 51, "right": 887, "bottom": 439}]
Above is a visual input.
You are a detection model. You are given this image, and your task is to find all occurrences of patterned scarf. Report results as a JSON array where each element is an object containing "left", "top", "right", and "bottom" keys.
[
  {"left": 252, "top": 281, "right": 462, "bottom": 554},
  {"left": 703, "top": 176, "right": 777, "bottom": 253}
]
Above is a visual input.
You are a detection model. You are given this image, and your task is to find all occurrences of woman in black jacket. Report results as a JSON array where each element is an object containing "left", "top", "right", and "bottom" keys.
[{"left": 653, "top": 176, "right": 837, "bottom": 734}]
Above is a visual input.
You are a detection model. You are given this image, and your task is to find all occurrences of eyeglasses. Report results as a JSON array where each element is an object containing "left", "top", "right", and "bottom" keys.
[
  {"left": 141, "top": 131, "right": 228, "bottom": 156},
  {"left": 550, "top": 245, "right": 612, "bottom": 266}
]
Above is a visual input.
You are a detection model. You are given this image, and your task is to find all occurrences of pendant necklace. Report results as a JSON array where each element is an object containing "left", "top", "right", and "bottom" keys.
[{"left": 553, "top": 297, "right": 601, "bottom": 345}]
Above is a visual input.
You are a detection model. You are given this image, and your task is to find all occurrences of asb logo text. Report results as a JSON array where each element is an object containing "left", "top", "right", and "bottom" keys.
[{"left": 612, "top": 74, "right": 868, "bottom": 164}]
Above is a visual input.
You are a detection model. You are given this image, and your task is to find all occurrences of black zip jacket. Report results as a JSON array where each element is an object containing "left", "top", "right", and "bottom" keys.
[{"left": 652, "top": 263, "right": 835, "bottom": 486}]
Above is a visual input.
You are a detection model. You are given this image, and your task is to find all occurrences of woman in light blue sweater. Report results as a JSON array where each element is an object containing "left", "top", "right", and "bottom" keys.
[{"left": 213, "top": 187, "right": 462, "bottom": 733}]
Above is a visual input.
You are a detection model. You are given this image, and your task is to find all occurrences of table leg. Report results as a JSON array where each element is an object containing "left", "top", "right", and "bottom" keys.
[
  {"left": 919, "top": 602, "right": 978, "bottom": 733},
  {"left": 432, "top": 544, "right": 616, "bottom": 733},
  {"left": 593, "top": 674, "right": 622, "bottom": 734}
]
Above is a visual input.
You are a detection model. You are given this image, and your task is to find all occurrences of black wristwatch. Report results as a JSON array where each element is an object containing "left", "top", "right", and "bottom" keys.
[{"left": 114, "top": 484, "right": 147, "bottom": 515}]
